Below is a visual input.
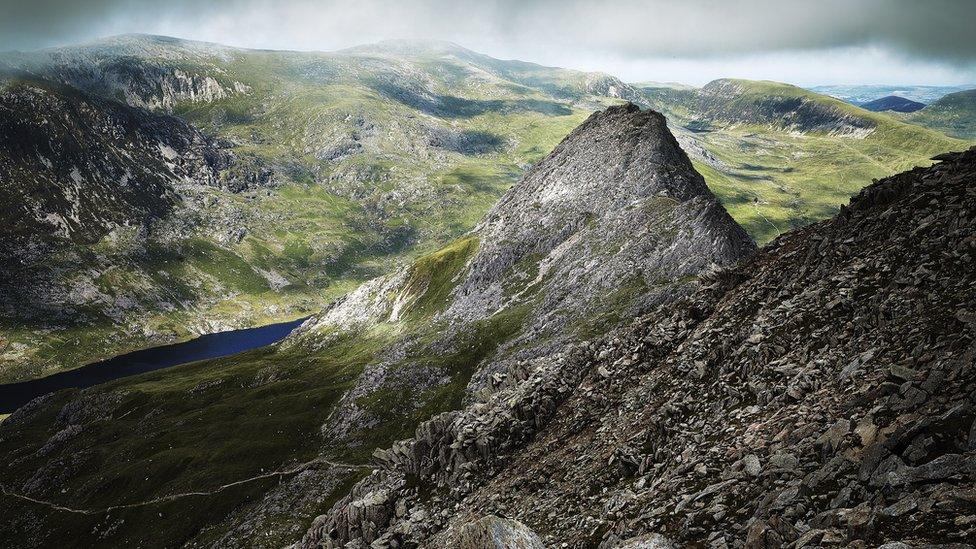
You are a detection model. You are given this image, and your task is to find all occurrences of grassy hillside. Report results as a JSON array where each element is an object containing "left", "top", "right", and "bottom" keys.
[
  {"left": 647, "top": 79, "right": 972, "bottom": 242},
  {"left": 907, "top": 88, "right": 976, "bottom": 139},
  {"left": 0, "top": 227, "right": 508, "bottom": 545},
  {"left": 1, "top": 37, "right": 970, "bottom": 384}
]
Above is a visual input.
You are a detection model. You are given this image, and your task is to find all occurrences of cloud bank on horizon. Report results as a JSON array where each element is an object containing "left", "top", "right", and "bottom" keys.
[{"left": 2, "top": 0, "right": 975, "bottom": 86}]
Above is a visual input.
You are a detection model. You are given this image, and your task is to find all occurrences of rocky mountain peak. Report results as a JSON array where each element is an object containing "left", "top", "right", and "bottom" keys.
[
  {"left": 478, "top": 103, "right": 710, "bottom": 226},
  {"left": 300, "top": 103, "right": 754, "bottom": 351},
  {"left": 446, "top": 103, "right": 754, "bottom": 328},
  {"left": 0, "top": 101, "right": 757, "bottom": 548}
]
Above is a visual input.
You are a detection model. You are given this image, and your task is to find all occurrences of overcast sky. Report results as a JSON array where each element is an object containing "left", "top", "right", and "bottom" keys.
[{"left": 2, "top": 0, "right": 976, "bottom": 86}]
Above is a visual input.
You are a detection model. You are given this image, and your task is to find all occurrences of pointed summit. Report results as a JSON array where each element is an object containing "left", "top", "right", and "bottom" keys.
[
  {"left": 0, "top": 101, "right": 757, "bottom": 549},
  {"left": 446, "top": 103, "right": 755, "bottom": 332}
]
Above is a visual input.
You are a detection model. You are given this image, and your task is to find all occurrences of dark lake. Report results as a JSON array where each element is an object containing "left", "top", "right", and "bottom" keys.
[{"left": 0, "top": 317, "right": 308, "bottom": 414}]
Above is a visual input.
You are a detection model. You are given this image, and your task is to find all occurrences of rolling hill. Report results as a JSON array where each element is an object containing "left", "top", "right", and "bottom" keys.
[
  {"left": 907, "top": 88, "right": 976, "bottom": 139},
  {"left": 860, "top": 95, "right": 926, "bottom": 113},
  {"left": 644, "top": 78, "right": 970, "bottom": 242}
]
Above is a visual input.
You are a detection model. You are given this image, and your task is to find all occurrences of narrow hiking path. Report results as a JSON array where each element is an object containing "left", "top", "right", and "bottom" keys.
[{"left": 1, "top": 458, "right": 372, "bottom": 515}]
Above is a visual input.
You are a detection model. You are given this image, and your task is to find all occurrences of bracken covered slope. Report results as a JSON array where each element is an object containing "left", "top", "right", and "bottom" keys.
[{"left": 299, "top": 147, "right": 976, "bottom": 548}]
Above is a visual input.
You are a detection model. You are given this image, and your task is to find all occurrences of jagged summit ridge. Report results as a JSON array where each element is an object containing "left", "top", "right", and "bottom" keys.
[
  {"left": 290, "top": 103, "right": 754, "bottom": 455},
  {"left": 480, "top": 104, "right": 709, "bottom": 220}
]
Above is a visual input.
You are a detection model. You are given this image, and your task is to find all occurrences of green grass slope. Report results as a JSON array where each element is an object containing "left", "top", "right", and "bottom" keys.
[
  {"left": 647, "top": 79, "right": 972, "bottom": 243},
  {"left": 0, "top": 232, "right": 537, "bottom": 547},
  {"left": 907, "top": 88, "right": 976, "bottom": 139}
]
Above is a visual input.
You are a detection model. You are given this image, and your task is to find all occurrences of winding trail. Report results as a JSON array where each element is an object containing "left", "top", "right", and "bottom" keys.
[{"left": 1, "top": 458, "right": 372, "bottom": 516}]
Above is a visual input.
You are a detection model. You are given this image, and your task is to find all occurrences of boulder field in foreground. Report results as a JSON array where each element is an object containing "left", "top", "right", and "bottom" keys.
[{"left": 299, "top": 148, "right": 976, "bottom": 548}]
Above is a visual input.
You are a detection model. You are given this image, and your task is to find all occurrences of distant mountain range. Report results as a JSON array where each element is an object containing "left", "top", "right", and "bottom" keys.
[{"left": 809, "top": 84, "right": 974, "bottom": 104}]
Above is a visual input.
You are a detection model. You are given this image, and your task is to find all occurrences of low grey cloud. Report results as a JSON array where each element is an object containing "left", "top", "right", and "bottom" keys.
[{"left": 2, "top": 0, "right": 975, "bottom": 84}]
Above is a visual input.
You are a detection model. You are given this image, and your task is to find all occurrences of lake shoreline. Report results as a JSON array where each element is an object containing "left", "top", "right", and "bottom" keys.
[{"left": 0, "top": 317, "right": 309, "bottom": 415}]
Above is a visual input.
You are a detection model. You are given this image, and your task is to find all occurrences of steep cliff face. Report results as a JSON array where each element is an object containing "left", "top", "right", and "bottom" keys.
[
  {"left": 0, "top": 75, "right": 228, "bottom": 249},
  {"left": 299, "top": 148, "right": 976, "bottom": 548},
  {"left": 452, "top": 104, "right": 750, "bottom": 320},
  {"left": 15, "top": 34, "right": 248, "bottom": 112},
  {"left": 0, "top": 73, "right": 275, "bottom": 382}
]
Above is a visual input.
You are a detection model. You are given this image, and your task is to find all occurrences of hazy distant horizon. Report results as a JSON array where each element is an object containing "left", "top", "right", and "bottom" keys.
[
  {"left": 7, "top": 31, "right": 976, "bottom": 94},
  {"left": 2, "top": 0, "right": 976, "bottom": 87}
]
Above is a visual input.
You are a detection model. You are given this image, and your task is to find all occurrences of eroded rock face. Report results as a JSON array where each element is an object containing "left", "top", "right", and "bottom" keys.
[
  {"left": 0, "top": 72, "right": 276, "bottom": 382},
  {"left": 27, "top": 35, "right": 249, "bottom": 112},
  {"left": 0, "top": 77, "right": 220, "bottom": 246},
  {"left": 297, "top": 147, "right": 976, "bottom": 547}
]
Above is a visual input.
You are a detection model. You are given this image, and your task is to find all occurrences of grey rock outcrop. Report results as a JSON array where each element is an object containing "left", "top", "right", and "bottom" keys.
[
  {"left": 15, "top": 34, "right": 249, "bottom": 112},
  {"left": 0, "top": 71, "right": 274, "bottom": 381},
  {"left": 447, "top": 103, "right": 753, "bottom": 329},
  {"left": 447, "top": 516, "right": 547, "bottom": 549}
]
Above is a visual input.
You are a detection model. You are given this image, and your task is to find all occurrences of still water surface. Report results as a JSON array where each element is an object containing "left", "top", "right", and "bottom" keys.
[{"left": 0, "top": 317, "right": 307, "bottom": 414}]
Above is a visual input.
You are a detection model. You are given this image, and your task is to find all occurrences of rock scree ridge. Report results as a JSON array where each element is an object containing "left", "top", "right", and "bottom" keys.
[{"left": 296, "top": 145, "right": 976, "bottom": 548}]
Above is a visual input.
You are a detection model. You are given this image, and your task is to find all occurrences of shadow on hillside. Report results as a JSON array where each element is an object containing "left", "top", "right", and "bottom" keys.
[{"left": 370, "top": 81, "right": 572, "bottom": 118}]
